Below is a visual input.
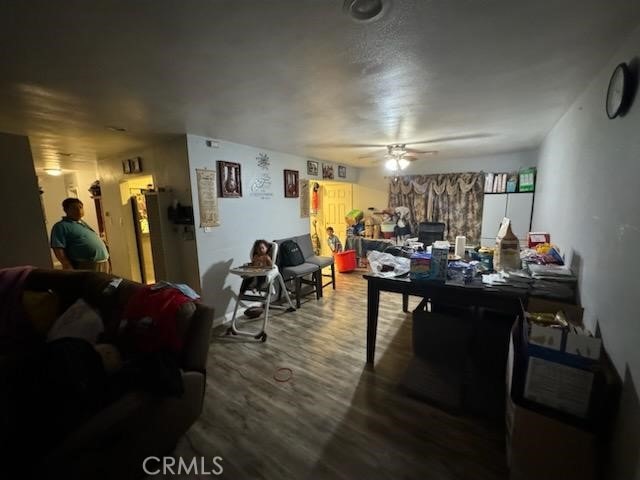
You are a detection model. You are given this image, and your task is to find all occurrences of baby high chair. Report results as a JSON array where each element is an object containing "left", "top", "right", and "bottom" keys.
[{"left": 227, "top": 241, "right": 295, "bottom": 341}]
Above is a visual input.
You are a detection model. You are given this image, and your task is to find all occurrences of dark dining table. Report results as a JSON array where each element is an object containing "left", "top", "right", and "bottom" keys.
[{"left": 363, "top": 273, "right": 527, "bottom": 364}]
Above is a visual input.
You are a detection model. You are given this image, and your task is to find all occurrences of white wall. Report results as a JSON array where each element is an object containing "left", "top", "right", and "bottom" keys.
[
  {"left": 532, "top": 25, "right": 640, "bottom": 479},
  {"left": 355, "top": 149, "right": 538, "bottom": 211},
  {"left": 186, "top": 134, "right": 356, "bottom": 319},
  {"left": 0, "top": 132, "right": 51, "bottom": 268},
  {"left": 97, "top": 136, "right": 200, "bottom": 289}
]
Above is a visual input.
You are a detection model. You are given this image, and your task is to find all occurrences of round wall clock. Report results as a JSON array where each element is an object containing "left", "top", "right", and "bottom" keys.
[{"left": 606, "top": 62, "right": 632, "bottom": 119}]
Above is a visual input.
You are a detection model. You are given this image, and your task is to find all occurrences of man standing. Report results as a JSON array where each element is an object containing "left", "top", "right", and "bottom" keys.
[{"left": 50, "top": 198, "right": 110, "bottom": 272}]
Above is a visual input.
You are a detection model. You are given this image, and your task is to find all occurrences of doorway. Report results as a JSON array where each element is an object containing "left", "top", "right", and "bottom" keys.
[
  {"left": 309, "top": 182, "right": 353, "bottom": 256},
  {"left": 120, "top": 175, "right": 155, "bottom": 284}
]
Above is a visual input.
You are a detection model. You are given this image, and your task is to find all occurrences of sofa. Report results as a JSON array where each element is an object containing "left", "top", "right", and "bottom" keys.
[{"left": 0, "top": 267, "right": 213, "bottom": 479}]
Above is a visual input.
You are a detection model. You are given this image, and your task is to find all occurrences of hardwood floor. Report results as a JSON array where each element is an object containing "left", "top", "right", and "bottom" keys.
[{"left": 171, "top": 271, "right": 508, "bottom": 480}]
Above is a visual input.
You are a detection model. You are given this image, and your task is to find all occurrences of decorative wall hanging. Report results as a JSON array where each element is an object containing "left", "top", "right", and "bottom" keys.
[
  {"left": 311, "top": 182, "right": 320, "bottom": 213},
  {"left": 196, "top": 168, "right": 219, "bottom": 227},
  {"left": 284, "top": 169, "right": 299, "bottom": 197},
  {"left": 299, "top": 179, "right": 310, "bottom": 218},
  {"left": 322, "top": 164, "right": 334, "bottom": 179},
  {"left": 338, "top": 165, "right": 347, "bottom": 178},
  {"left": 257, "top": 152, "right": 270, "bottom": 169},
  {"left": 217, "top": 161, "right": 242, "bottom": 198},
  {"left": 250, "top": 153, "right": 273, "bottom": 200},
  {"left": 307, "top": 160, "right": 319, "bottom": 176},
  {"left": 122, "top": 159, "right": 131, "bottom": 174}
]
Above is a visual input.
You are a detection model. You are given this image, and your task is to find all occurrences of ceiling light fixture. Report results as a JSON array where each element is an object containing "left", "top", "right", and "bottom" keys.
[
  {"left": 385, "top": 156, "right": 410, "bottom": 171},
  {"left": 398, "top": 158, "right": 410, "bottom": 170},
  {"left": 343, "top": 0, "right": 384, "bottom": 21},
  {"left": 44, "top": 168, "right": 63, "bottom": 176},
  {"left": 385, "top": 158, "right": 398, "bottom": 171},
  {"left": 384, "top": 144, "right": 411, "bottom": 171}
]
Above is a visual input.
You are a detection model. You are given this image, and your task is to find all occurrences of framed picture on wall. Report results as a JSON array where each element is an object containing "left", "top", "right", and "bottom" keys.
[
  {"left": 307, "top": 160, "right": 319, "bottom": 176},
  {"left": 122, "top": 159, "right": 131, "bottom": 174},
  {"left": 284, "top": 169, "right": 299, "bottom": 198},
  {"left": 130, "top": 157, "right": 142, "bottom": 173},
  {"left": 338, "top": 165, "right": 346, "bottom": 178},
  {"left": 322, "top": 163, "right": 334, "bottom": 179},
  {"left": 217, "top": 161, "right": 243, "bottom": 198}
]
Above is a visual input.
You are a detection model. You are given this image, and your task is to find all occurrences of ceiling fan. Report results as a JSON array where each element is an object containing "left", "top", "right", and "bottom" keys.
[
  {"left": 364, "top": 144, "right": 437, "bottom": 171},
  {"left": 308, "top": 133, "right": 492, "bottom": 170}
]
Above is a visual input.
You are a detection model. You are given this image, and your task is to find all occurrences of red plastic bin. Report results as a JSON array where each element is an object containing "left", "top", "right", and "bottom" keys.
[{"left": 335, "top": 250, "right": 357, "bottom": 273}]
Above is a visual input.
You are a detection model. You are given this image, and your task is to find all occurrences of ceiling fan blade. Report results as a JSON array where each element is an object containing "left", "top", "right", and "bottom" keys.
[
  {"left": 358, "top": 151, "right": 385, "bottom": 159},
  {"left": 404, "top": 133, "right": 493, "bottom": 145},
  {"left": 405, "top": 147, "right": 434, "bottom": 154},
  {"left": 307, "top": 142, "right": 388, "bottom": 149}
]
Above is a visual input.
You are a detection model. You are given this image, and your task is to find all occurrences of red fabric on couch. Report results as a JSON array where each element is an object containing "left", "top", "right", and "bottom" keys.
[{"left": 121, "top": 286, "right": 193, "bottom": 353}]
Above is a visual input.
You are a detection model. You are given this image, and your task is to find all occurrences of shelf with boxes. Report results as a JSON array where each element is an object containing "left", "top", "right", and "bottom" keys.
[{"left": 484, "top": 168, "right": 536, "bottom": 194}]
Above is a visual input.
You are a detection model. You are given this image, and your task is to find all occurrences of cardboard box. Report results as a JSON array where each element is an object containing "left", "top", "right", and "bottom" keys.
[
  {"left": 523, "top": 355, "right": 594, "bottom": 418},
  {"left": 410, "top": 252, "right": 431, "bottom": 281},
  {"left": 519, "top": 167, "right": 536, "bottom": 192},
  {"left": 430, "top": 242, "right": 449, "bottom": 282},
  {"left": 506, "top": 331, "right": 597, "bottom": 480},
  {"left": 506, "top": 396, "right": 596, "bottom": 480},
  {"left": 520, "top": 298, "right": 601, "bottom": 418},
  {"left": 527, "top": 297, "right": 583, "bottom": 325}
]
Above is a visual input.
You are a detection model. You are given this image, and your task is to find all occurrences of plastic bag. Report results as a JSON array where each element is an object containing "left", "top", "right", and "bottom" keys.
[{"left": 367, "top": 250, "right": 411, "bottom": 278}]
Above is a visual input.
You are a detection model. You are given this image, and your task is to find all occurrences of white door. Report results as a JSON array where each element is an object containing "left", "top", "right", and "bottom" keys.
[
  {"left": 506, "top": 193, "right": 534, "bottom": 245},
  {"left": 480, "top": 194, "right": 508, "bottom": 246},
  {"left": 320, "top": 183, "right": 352, "bottom": 256}
]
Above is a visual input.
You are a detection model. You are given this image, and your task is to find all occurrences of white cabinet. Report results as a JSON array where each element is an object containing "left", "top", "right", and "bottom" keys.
[{"left": 480, "top": 193, "right": 534, "bottom": 247}]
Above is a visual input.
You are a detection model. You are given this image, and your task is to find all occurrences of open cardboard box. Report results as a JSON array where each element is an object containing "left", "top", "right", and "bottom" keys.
[
  {"left": 526, "top": 298, "right": 602, "bottom": 362},
  {"left": 506, "top": 322, "right": 598, "bottom": 480},
  {"left": 506, "top": 395, "right": 597, "bottom": 480}
]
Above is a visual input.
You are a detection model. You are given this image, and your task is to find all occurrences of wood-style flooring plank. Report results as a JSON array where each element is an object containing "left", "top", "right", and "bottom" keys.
[{"left": 165, "top": 271, "right": 508, "bottom": 480}]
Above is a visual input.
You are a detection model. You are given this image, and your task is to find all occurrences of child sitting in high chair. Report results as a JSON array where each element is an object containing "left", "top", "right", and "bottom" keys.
[
  {"left": 326, "top": 227, "right": 343, "bottom": 254},
  {"left": 247, "top": 239, "right": 273, "bottom": 291}
]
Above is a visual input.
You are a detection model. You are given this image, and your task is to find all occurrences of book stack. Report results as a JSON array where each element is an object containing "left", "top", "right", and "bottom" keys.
[{"left": 484, "top": 172, "right": 511, "bottom": 193}]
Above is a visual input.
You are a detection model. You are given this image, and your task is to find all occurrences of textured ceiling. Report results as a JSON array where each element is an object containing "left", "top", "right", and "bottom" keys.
[{"left": 1, "top": 0, "right": 638, "bottom": 172}]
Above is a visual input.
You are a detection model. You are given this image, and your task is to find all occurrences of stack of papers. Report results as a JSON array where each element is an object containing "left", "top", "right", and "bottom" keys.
[
  {"left": 482, "top": 271, "right": 532, "bottom": 290},
  {"left": 528, "top": 264, "right": 577, "bottom": 301}
]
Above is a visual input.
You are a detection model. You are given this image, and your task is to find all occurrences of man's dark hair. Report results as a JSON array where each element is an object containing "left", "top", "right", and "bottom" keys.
[{"left": 62, "top": 198, "right": 82, "bottom": 212}]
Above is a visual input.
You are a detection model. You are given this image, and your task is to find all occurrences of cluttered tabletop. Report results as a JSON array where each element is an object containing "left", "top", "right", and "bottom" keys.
[{"left": 362, "top": 226, "right": 575, "bottom": 302}]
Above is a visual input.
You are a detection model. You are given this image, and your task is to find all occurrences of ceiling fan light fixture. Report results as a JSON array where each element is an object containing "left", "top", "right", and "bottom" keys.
[
  {"left": 385, "top": 158, "right": 398, "bottom": 171},
  {"left": 388, "top": 144, "right": 405, "bottom": 156},
  {"left": 398, "top": 158, "right": 410, "bottom": 170}
]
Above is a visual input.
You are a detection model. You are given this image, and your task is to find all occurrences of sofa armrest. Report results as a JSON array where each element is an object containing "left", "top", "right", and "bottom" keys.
[
  {"left": 181, "top": 304, "right": 214, "bottom": 372},
  {"left": 45, "top": 390, "right": 151, "bottom": 462},
  {"left": 44, "top": 371, "right": 206, "bottom": 478}
]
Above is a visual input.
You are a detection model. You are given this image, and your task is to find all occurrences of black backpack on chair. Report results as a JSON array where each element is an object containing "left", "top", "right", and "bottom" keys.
[{"left": 279, "top": 240, "right": 305, "bottom": 267}]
